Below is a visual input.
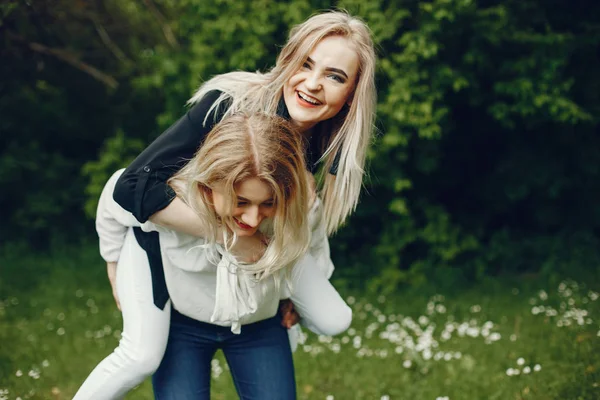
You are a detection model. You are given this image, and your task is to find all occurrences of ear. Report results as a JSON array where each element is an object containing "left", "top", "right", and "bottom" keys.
[
  {"left": 346, "top": 91, "right": 355, "bottom": 107},
  {"left": 198, "top": 183, "right": 213, "bottom": 204}
]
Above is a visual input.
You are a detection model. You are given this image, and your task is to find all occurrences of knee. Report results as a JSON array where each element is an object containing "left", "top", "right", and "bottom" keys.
[
  {"left": 132, "top": 352, "right": 164, "bottom": 376},
  {"left": 113, "top": 343, "right": 164, "bottom": 377}
]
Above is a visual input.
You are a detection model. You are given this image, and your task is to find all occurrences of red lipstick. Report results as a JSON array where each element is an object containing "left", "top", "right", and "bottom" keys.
[{"left": 235, "top": 218, "right": 253, "bottom": 230}]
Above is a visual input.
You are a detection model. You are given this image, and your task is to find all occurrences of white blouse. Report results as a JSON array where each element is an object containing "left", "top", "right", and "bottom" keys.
[{"left": 96, "top": 170, "right": 350, "bottom": 336}]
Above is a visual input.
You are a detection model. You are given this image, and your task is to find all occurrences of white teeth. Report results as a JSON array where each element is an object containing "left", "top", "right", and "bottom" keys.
[{"left": 298, "top": 92, "right": 320, "bottom": 105}]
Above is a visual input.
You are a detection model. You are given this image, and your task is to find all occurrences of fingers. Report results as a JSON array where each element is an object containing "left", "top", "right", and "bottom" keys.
[
  {"left": 113, "top": 290, "right": 121, "bottom": 311},
  {"left": 279, "top": 299, "right": 300, "bottom": 328},
  {"left": 106, "top": 262, "right": 120, "bottom": 311}
]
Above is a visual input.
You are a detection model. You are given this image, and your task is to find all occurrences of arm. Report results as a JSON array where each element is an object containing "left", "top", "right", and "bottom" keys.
[
  {"left": 96, "top": 169, "right": 144, "bottom": 263},
  {"left": 280, "top": 196, "right": 334, "bottom": 328},
  {"left": 288, "top": 254, "right": 351, "bottom": 337},
  {"left": 113, "top": 90, "right": 228, "bottom": 227}
]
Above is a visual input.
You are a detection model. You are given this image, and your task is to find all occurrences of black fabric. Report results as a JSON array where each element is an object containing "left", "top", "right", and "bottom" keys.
[
  {"left": 114, "top": 90, "right": 227, "bottom": 223},
  {"left": 133, "top": 227, "right": 169, "bottom": 309}
]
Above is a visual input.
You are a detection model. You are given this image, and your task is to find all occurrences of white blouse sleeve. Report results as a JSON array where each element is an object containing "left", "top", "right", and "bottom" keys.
[
  {"left": 288, "top": 253, "right": 351, "bottom": 337},
  {"left": 96, "top": 169, "right": 158, "bottom": 262},
  {"left": 283, "top": 197, "right": 350, "bottom": 337}
]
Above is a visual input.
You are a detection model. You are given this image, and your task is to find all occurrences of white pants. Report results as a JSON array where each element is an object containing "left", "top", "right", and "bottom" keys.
[{"left": 74, "top": 229, "right": 171, "bottom": 400}]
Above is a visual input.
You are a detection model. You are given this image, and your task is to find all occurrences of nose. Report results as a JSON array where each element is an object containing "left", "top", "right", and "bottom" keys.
[
  {"left": 304, "top": 71, "right": 321, "bottom": 92},
  {"left": 241, "top": 206, "right": 262, "bottom": 227}
]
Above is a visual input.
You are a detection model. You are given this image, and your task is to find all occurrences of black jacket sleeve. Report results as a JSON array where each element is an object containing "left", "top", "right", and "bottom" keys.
[{"left": 113, "top": 90, "right": 228, "bottom": 222}]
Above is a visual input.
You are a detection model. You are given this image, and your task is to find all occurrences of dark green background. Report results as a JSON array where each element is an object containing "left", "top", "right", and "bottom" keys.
[{"left": 2, "top": 0, "right": 599, "bottom": 291}]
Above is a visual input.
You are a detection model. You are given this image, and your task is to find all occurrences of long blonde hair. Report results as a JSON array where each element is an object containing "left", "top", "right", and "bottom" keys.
[
  {"left": 188, "top": 10, "right": 376, "bottom": 235},
  {"left": 169, "top": 113, "right": 310, "bottom": 279}
]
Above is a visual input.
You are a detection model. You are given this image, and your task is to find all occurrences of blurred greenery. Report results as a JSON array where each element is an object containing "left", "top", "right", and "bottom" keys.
[
  {"left": 2, "top": 0, "right": 600, "bottom": 289},
  {"left": 0, "top": 243, "right": 598, "bottom": 398}
]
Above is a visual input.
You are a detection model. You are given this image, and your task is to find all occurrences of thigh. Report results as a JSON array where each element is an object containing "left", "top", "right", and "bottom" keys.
[
  {"left": 223, "top": 316, "right": 296, "bottom": 400},
  {"left": 152, "top": 310, "right": 217, "bottom": 400},
  {"left": 118, "top": 228, "right": 171, "bottom": 357}
]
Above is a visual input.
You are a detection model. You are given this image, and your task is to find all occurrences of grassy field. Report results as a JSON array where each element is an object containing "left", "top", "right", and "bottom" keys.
[{"left": 0, "top": 243, "right": 599, "bottom": 399}]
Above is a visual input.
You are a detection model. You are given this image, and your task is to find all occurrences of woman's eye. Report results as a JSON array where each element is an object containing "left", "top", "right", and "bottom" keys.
[
  {"left": 263, "top": 202, "right": 274, "bottom": 208},
  {"left": 236, "top": 201, "right": 248, "bottom": 207},
  {"left": 329, "top": 74, "right": 345, "bottom": 83},
  {"left": 302, "top": 62, "right": 311, "bottom": 69}
]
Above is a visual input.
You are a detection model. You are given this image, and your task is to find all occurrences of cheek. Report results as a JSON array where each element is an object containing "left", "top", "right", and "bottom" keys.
[
  {"left": 330, "top": 87, "right": 352, "bottom": 108},
  {"left": 285, "top": 73, "right": 302, "bottom": 90},
  {"left": 211, "top": 194, "right": 227, "bottom": 218}
]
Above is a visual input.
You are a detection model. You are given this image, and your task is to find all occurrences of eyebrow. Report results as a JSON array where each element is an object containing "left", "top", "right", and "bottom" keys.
[
  {"left": 236, "top": 196, "right": 274, "bottom": 203},
  {"left": 306, "top": 57, "right": 349, "bottom": 79}
]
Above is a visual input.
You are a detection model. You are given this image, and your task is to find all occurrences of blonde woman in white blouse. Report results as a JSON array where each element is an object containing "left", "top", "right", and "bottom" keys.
[{"left": 74, "top": 114, "right": 351, "bottom": 400}]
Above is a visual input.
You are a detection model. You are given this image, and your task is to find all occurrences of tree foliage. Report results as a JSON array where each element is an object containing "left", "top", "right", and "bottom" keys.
[{"left": 2, "top": 0, "right": 599, "bottom": 286}]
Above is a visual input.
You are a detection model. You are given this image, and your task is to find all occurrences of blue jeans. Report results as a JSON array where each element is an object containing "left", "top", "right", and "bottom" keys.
[{"left": 152, "top": 308, "right": 297, "bottom": 400}]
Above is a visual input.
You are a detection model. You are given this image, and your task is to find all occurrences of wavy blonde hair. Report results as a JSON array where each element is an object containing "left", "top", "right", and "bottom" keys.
[
  {"left": 169, "top": 113, "right": 310, "bottom": 279},
  {"left": 188, "top": 10, "right": 377, "bottom": 235}
]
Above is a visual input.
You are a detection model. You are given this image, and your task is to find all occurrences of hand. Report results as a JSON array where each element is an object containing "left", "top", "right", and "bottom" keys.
[
  {"left": 279, "top": 299, "right": 300, "bottom": 328},
  {"left": 106, "top": 262, "right": 121, "bottom": 311},
  {"left": 227, "top": 232, "right": 268, "bottom": 263}
]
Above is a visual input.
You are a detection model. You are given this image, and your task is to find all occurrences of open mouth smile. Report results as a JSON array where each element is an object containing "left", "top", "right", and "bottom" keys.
[{"left": 297, "top": 91, "right": 322, "bottom": 106}]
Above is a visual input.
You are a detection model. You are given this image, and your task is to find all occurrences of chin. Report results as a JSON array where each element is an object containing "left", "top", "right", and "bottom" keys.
[{"left": 235, "top": 229, "right": 256, "bottom": 237}]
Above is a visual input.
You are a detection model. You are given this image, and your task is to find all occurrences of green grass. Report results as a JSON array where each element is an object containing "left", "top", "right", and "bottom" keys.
[{"left": 0, "top": 243, "right": 599, "bottom": 399}]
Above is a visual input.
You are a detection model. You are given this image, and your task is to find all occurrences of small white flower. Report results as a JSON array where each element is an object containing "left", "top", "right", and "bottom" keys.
[
  {"left": 506, "top": 368, "right": 514, "bottom": 376},
  {"left": 533, "top": 364, "right": 541, "bottom": 372},
  {"left": 41, "top": 360, "right": 50, "bottom": 368},
  {"left": 326, "top": 395, "right": 334, "bottom": 400},
  {"left": 470, "top": 305, "right": 481, "bottom": 313},
  {"left": 381, "top": 396, "right": 390, "bottom": 400},
  {"left": 510, "top": 334, "right": 517, "bottom": 342},
  {"left": 403, "top": 360, "right": 412, "bottom": 368},
  {"left": 15, "top": 370, "right": 23, "bottom": 377},
  {"left": 488, "top": 332, "right": 501, "bottom": 342},
  {"left": 522, "top": 366, "right": 531, "bottom": 374},
  {"left": 346, "top": 296, "right": 355, "bottom": 305},
  {"left": 517, "top": 357, "right": 525, "bottom": 366}
]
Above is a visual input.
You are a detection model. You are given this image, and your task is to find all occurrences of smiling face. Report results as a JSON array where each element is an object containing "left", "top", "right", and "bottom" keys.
[
  {"left": 210, "top": 177, "right": 276, "bottom": 237},
  {"left": 283, "top": 35, "right": 360, "bottom": 132}
]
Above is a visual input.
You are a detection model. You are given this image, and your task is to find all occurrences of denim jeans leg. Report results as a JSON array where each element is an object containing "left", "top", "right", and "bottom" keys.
[
  {"left": 152, "top": 311, "right": 217, "bottom": 400},
  {"left": 223, "top": 315, "right": 297, "bottom": 400}
]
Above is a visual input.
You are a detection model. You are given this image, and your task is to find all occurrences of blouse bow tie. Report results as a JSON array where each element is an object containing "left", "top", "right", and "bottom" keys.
[{"left": 210, "top": 245, "right": 259, "bottom": 334}]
